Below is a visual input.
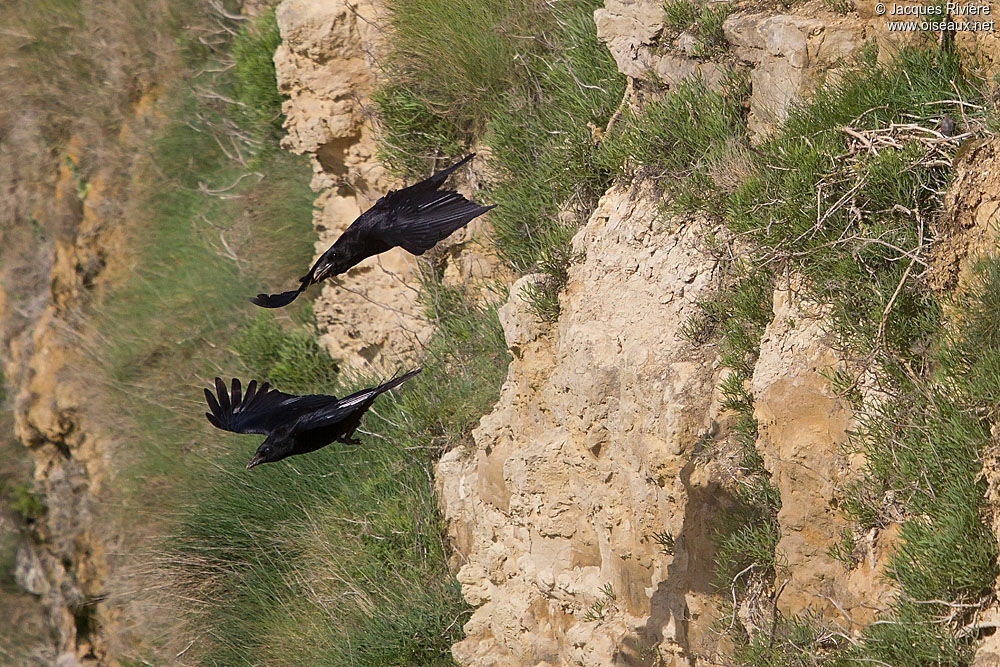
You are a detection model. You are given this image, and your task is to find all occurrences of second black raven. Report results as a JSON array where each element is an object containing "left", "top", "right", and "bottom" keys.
[
  {"left": 251, "top": 154, "right": 494, "bottom": 308},
  {"left": 203, "top": 369, "right": 421, "bottom": 469}
]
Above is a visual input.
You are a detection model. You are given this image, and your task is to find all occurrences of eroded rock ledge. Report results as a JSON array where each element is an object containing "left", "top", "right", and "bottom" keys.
[
  {"left": 436, "top": 171, "right": 901, "bottom": 663},
  {"left": 439, "top": 184, "right": 733, "bottom": 665},
  {"left": 275, "top": 0, "right": 499, "bottom": 373}
]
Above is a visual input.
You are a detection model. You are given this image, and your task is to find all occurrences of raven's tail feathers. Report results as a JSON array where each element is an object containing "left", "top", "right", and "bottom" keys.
[
  {"left": 376, "top": 367, "right": 422, "bottom": 395},
  {"left": 334, "top": 368, "right": 422, "bottom": 412},
  {"left": 250, "top": 279, "right": 309, "bottom": 309}
]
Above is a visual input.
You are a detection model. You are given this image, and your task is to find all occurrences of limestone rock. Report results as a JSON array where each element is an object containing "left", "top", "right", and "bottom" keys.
[
  {"left": 724, "top": 8, "right": 867, "bottom": 137},
  {"left": 752, "top": 283, "right": 895, "bottom": 629},
  {"left": 14, "top": 541, "right": 50, "bottom": 596},
  {"left": 930, "top": 138, "right": 1000, "bottom": 296},
  {"left": 596, "top": 0, "right": 727, "bottom": 90},
  {"left": 439, "top": 182, "right": 735, "bottom": 665},
  {"left": 497, "top": 274, "right": 550, "bottom": 355}
]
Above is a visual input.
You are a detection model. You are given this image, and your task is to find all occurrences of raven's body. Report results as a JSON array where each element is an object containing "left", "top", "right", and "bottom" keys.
[
  {"left": 203, "top": 369, "right": 421, "bottom": 468},
  {"left": 252, "top": 154, "right": 493, "bottom": 308}
]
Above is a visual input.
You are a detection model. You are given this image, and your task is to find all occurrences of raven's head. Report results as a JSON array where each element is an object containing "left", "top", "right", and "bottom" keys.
[
  {"left": 246, "top": 427, "right": 294, "bottom": 470},
  {"left": 314, "top": 246, "right": 354, "bottom": 282}
]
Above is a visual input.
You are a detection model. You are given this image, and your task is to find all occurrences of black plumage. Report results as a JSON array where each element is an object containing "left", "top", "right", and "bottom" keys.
[
  {"left": 203, "top": 369, "right": 421, "bottom": 469},
  {"left": 251, "top": 154, "right": 493, "bottom": 308}
]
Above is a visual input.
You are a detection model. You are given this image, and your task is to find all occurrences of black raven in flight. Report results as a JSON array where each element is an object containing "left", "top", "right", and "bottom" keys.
[
  {"left": 251, "top": 154, "right": 493, "bottom": 308},
  {"left": 203, "top": 369, "right": 421, "bottom": 469}
]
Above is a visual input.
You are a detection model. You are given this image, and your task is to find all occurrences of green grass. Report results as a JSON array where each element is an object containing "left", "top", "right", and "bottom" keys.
[
  {"left": 661, "top": 0, "right": 733, "bottom": 56},
  {"left": 597, "top": 72, "right": 748, "bottom": 214},
  {"left": 231, "top": 7, "right": 286, "bottom": 136},
  {"left": 829, "top": 259, "right": 1000, "bottom": 664},
  {"left": 666, "top": 46, "right": 998, "bottom": 663},
  {"left": 376, "top": 0, "right": 625, "bottom": 318},
  {"left": 233, "top": 311, "right": 340, "bottom": 393},
  {"left": 8, "top": 483, "right": 45, "bottom": 521},
  {"left": 663, "top": 0, "right": 699, "bottom": 29},
  {"left": 172, "top": 284, "right": 506, "bottom": 664},
  {"left": 484, "top": 4, "right": 625, "bottom": 290},
  {"left": 729, "top": 613, "right": 828, "bottom": 666},
  {"left": 382, "top": 0, "right": 556, "bottom": 130},
  {"left": 373, "top": 85, "right": 466, "bottom": 177},
  {"left": 93, "top": 86, "right": 317, "bottom": 496}
]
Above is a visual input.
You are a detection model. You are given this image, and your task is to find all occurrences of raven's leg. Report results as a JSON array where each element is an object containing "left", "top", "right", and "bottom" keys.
[{"left": 337, "top": 407, "right": 367, "bottom": 445}]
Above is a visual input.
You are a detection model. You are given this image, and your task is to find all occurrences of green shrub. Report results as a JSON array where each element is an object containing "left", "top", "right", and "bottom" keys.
[
  {"left": 9, "top": 483, "right": 44, "bottom": 521},
  {"left": 233, "top": 313, "right": 339, "bottom": 394},
  {"left": 231, "top": 7, "right": 286, "bottom": 134},
  {"left": 694, "top": 46, "right": 997, "bottom": 662}
]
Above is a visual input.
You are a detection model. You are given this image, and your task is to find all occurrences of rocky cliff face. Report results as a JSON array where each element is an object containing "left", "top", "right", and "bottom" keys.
[
  {"left": 7, "top": 0, "right": 1000, "bottom": 663},
  {"left": 276, "top": 0, "right": 1000, "bottom": 663},
  {"left": 433, "top": 187, "right": 901, "bottom": 664},
  {"left": 1, "top": 128, "right": 145, "bottom": 663},
  {"left": 438, "top": 187, "right": 734, "bottom": 665},
  {"left": 274, "top": 0, "right": 498, "bottom": 373},
  {"left": 431, "top": 2, "right": 1000, "bottom": 665}
]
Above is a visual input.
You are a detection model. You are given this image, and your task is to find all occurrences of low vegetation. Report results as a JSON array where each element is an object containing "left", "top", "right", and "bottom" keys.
[
  {"left": 662, "top": 0, "right": 733, "bottom": 56},
  {"left": 379, "top": 0, "right": 625, "bottom": 319},
  {"left": 83, "top": 6, "right": 505, "bottom": 664},
  {"left": 673, "top": 47, "right": 997, "bottom": 663}
]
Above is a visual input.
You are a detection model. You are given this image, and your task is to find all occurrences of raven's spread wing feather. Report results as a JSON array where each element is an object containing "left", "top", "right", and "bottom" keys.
[
  {"left": 293, "top": 368, "right": 422, "bottom": 433},
  {"left": 378, "top": 190, "right": 494, "bottom": 255},
  {"left": 251, "top": 155, "right": 478, "bottom": 308},
  {"left": 377, "top": 154, "right": 475, "bottom": 210},
  {"left": 204, "top": 377, "right": 337, "bottom": 435}
]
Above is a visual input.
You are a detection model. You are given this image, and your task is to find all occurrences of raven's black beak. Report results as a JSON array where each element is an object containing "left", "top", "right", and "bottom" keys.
[{"left": 246, "top": 453, "right": 265, "bottom": 470}]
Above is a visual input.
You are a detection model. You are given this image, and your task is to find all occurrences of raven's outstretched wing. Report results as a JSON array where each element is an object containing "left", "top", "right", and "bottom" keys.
[
  {"left": 378, "top": 189, "right": 495, "bottom": 255},
  {"left": 377, "top": 154, "right": 475, "bottom": 210},
  {"left": 251, "top": 155, "right": 478, "bottom": 308},
  {"left": 292, "top": 368, "right": 422, "bottom": 434},
  {"left": 204, "top": 377, "right": 336, "bottom": 435}
]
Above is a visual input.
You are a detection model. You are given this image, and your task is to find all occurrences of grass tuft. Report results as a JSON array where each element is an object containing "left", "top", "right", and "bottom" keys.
[
  {"left": 376, "top": 1, "right": 625, "bottom": 317},
  {"left": 373, "top": 85, "right": 466, "bottom": 178},
  {"left": 231, "top": 7, "right": 286, "bottom": 136},
  {"left": 661, "top": 0, "right": 733, "bottom": 56},
  {"left": 599, "top": 72, "right": 749, "bottom": 214},
  {"left": 683, "top": 45, "right": 998, "bottom": 662},
  {"left": 382, "top": 0, "right": 555, "bottom": 130},
  {"left": 233, "top": 312, "right": 339, "bottom": 393}
]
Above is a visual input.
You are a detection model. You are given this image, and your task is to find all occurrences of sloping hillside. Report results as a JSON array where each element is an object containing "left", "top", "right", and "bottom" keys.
[{"left": 4, "top": 0, "right": 1000, "bottom": 665}]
